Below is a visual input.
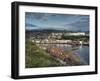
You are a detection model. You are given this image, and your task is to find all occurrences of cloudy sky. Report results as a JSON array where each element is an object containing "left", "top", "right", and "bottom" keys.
[{"left": 25, "top": 12, "right": 89, "bottom": 32}]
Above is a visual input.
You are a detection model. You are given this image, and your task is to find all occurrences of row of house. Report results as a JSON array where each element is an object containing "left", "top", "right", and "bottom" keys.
[
  {"left": 31, "top": 32, "right": 88, "bottom": 44},
  {"left": 50, "top": 32, "right": 87, "bottom": 39},
  {"left": 65, "top": 32, "right": 86, "bottom": 36},
  {"left": 30, "top": 32, "right": 88, "bottom": 40},
  {"left": 32, "top": 39, "right": 89, "bottom": 46}
]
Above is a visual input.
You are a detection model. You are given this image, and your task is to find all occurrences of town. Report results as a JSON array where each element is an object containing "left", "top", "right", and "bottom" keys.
[
  {"left": 25, "top": 30, "right": 89, "bottom": 68},
  {"left": 26, "top": 30, "right": 89, "bottom": 46}
]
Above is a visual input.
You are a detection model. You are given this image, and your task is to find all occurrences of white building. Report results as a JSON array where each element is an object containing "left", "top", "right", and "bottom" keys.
[{"left": 65, "top": 32, "right": 85, "bottom": 36}]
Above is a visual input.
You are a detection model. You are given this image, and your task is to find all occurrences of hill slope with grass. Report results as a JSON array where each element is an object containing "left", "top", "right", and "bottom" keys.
[{"left": 25, "top": 41, "right": 61, "bottom": 68}]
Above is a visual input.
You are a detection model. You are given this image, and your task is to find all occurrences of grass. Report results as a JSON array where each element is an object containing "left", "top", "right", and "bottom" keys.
[
  {"left": 25, "top": 40, "right": 61, "bottom": 68},
  {"left": 25, "top": 40, "right": 86, "bottom": 68}
]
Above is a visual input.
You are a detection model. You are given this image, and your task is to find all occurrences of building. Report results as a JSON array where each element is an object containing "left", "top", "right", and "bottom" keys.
[{"left": 65, "top": 32, "right": 86, "bottom": 36}]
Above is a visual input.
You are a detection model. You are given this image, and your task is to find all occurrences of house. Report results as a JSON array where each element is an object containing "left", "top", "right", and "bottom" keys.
[{"left": 65, "top": 32, "right": 86, "bottom": 36}]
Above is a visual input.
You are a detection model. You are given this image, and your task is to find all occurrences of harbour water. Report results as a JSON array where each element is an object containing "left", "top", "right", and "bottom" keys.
[
  {"left": 52, "top": 44, "right": 89, "bottom": 65},
  {"left": 38, "top": 43, "right": 89, "bottom": 65},
  {"left": 75, "top": 46, "right": 89, "bottom": 65}
]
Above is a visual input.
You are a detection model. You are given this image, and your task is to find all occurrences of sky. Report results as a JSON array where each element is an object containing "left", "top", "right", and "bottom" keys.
[{"left": 25, "top": 12, "right": 89, "bottom": 32}]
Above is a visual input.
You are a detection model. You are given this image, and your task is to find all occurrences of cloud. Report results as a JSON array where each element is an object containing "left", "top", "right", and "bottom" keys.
[
  {"left": 25, "top": 23, "right": 38, "bottom": 27},
  {"left": 26, "top": 13, "right": 65, "bottom": 21},
  {"left": 62, "top": 15, "right": 89, "bottom": 31},
  {"left": 25, "top": 12, "right": 89, "bottom": 31}
]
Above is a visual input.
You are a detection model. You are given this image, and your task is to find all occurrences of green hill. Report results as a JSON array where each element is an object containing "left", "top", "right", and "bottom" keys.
[{"left": 25, "top": 40, "right": 61, "bottom": 68}]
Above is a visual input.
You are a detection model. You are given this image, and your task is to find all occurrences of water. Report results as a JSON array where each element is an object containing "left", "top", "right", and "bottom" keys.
[
  {"left": 75, "top": 46, "right": 89, "bottom": 64},
  {"left": 54, "top": 44, "right": 89, "bottom": 65},
  {"left": 39, "top": 43, "right": 89, "bottom": 65}
]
